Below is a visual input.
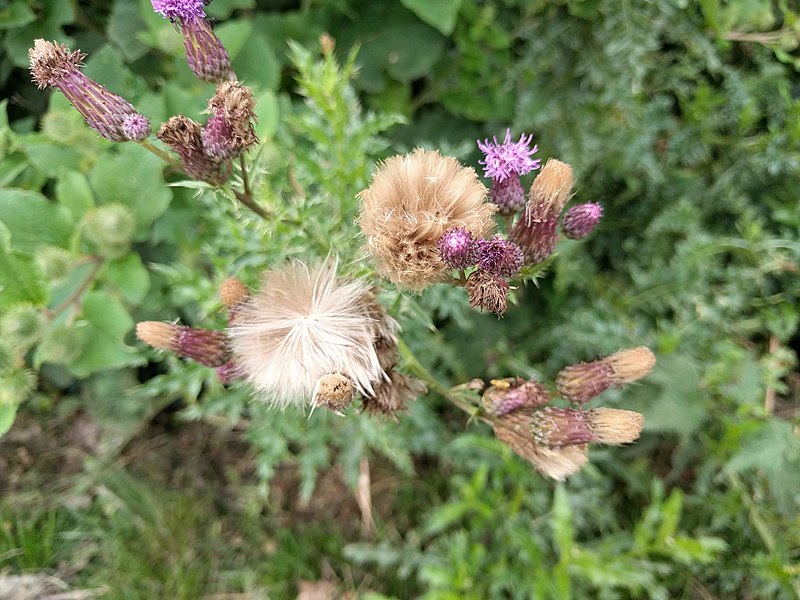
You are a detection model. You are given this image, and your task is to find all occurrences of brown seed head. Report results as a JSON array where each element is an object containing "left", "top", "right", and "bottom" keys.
[
  {"left": 29, "top": 39, "right": 84, "bottom": 89},
  {"left": 605, "top": 347, "right": 656, "bottom": 383},
  {"left": 587, "top": 408, "right": 644, "bottom": 444},
  {"left": 465, "top": 269, "right": 509, "bottom": 317},
  {"left": 358, "top": 149, "right": 496, "bottom": 291},
  {"left": 362, "top": 370, "right": 425, "bottom": 419},
  {"left": 157, "top": 115, "right": 231, "bottom": 184},
  {"left": 219, "top": 277, "right": 249, "bottom": 309},
  {"left": 136, "top": 321, "right": 178, "bottom": 352},
  {"left": 314, "top": 373, "right": 356, "bottom": 412},
  {"left": 526, "top": 158, "right": 574, "bottom": 222}
]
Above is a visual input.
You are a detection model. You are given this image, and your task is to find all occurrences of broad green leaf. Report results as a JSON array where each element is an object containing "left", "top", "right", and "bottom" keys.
[
  {"left": 401, "top": 0, "right": 462, "bottom": 35},
  {"left": 17, "top": 135, "right": 86, "bottom": 175},
  {"left": 68, "top": 291, "right": 142, "bottom": 377},
  {"left": 108, "top": 1, "right": 149, "bottom": 62},
  {"left": 225, "top": 26, "right": 280, "bottom": 91},
  {"left": 56, "top": 169, "right": 95, "bottom": 220},
  {"left": 0, "top": 1, "right": 35, "bottom": 30},
  {"left": 0, "top": 404, "right": 17, "bottom": 437},
  {"left": 254, "top": 90, "right": 280, "bottom": 140},
  {"left": 2, "top": 0, "right": 74, "bottom": 67},
  {"left": 0, "top": 189, "right": 74, "bottom": 255},
  {"left": 0, "top": 222, "right": 47, "bottom": 308},
  {"left": 88, "top": 144, "right": 171, "bottom": 236},
  {"left": 104, "top": 254, "right": 151, "bottom": 305}
]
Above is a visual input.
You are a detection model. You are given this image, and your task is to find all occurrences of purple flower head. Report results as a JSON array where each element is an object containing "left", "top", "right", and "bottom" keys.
[
  {"left": 477, "top": 235, "right": 524, "bottom": 277},
  {"left": 151, "top": 0, "right": 206, "bottom": 21},
  {"left": 562, "top": 202, "right": 603, "bottom": 240},
  {"left": 489, "top": 174, "right": 526, "bottom": 215},
  {"left": 477, "top": 129, "right": 541, "bottom": 182},
  {"left": 438, "top": 227, "right": 478, "bottom": 270},
  {"left": 510, "top": 215, "right": 558, "bottom": 265}
]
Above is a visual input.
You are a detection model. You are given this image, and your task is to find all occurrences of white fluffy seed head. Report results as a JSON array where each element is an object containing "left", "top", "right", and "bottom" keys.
[{"left": 229, "top": 260, "right": 391, "bottom": 408}]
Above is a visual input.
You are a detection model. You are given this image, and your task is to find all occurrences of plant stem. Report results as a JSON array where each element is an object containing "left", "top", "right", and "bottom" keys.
[
  {"left": 232, "top": 155, "right": 271, "bottom": 220},
  {"left": 138, "top": 139, "right": 181, "bottom": 170}
]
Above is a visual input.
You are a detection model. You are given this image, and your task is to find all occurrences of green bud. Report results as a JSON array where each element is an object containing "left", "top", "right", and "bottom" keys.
[
  {"left": 0, "top": 304, "right": 45, "bottom": 352},
  {"left": 35, "top": 246, "right": 75, "bottom": 282},
  {"left": 37, "top": 321, "right": 89, "bottom": 366},
  {"left": 0, "top": 368, "right": 37, "bottom": 406},
  {"left": 81, "top": 203, "right": 135, "bottom": 259}
]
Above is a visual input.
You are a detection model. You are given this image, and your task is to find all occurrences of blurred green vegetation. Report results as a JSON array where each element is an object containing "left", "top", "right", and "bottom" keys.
[{"left": 0, "top": 0, "right": 798, "bottom": 597}]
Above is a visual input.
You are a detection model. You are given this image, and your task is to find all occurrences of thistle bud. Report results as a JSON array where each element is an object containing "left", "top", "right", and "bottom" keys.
[
  {"left": 481, "top": 377, "right": 551, "bottom": 417},
  {"left": 28, "top": 39, "right": 151, "bottom": 142},
  {"left": 465, "top": 269, "right": 509, "bottom": 317},
  {"left": 562, "top": 203, "right": 602, "bottom": 240},
  {"left": 556, "top": 346, "right": 656, "bottom": 403},
  {"left": 35, "top": 246, "right": 74, "bottom": 282},
  {"left": 150, "top": 1, "right": 233, "bottom": 83},
  {"left": 476, "top": 235, "right": 524, "bottom": 277},
  {"left": 438, "top": 227, "right": 478, "bottom": 270},
  {"left": 81, "top": 204, "right": 135, "bottom": 259},
  {"left": 0, "top": 304, "right": 45, "bottom": 352},
  {"left": 136, "top": 321, "right": 230, "bottom": 367},
  {"left": 219, "top": 277, "right": 249, "bottom": 309},
  {"left": 361, "top": 370, "right": 425, "bottom": 418},
  {"left": 157, "top": 116, "right": 231, "bottom": 184},
  {"left": 489, "top": 175, "right": 526, "bottom": 215},
  {"left": 313, "top": 373, "right": 355, "bottom": 412},
  {"left": 0, "top": 368, "right": 37, "bottom": 406},
  {"left": 201, "top": 82, "right": 258, "bottom": 160}
]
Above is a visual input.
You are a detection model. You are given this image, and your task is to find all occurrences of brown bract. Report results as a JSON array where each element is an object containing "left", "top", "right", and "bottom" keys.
[{"left": 358, "top": 149, "right": 496, "bottom": 291}]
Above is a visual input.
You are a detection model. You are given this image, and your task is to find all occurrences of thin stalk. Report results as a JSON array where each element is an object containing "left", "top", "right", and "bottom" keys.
[
  {"left": 232, "top": 155, "right": 271, "bottom": 220},
  {"left": 138, "top": 139, "right": 181, "bottom": 170}
]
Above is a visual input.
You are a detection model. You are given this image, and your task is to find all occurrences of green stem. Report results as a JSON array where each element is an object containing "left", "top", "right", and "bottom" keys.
[
  {"left": 138, "top": 139, "right": 181, "bottom": 170},
  {"left": 232, "top": 155, "right": 271, "bottom": 220}
]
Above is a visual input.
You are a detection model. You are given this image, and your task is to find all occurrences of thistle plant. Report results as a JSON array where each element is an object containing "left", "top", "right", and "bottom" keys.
[{"left": 24, "top": 6, "right": 655, "bottom": 484}]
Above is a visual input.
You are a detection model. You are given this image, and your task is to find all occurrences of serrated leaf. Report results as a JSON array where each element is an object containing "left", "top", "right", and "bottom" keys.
[
  {"left": 103, "top": 254, "right": 151, "bottom": 305},
  {"left": 0, "top": 189, "right": 74, "bottom": 255},
  {"left": 88, "top": 144, "right": 171, "bottom": 236},
  {"left": 68, "top": 291, "right": 142, "bottom": 377},
  {"left": 401, "top": 0, "right": 462, "bottom": 35}
]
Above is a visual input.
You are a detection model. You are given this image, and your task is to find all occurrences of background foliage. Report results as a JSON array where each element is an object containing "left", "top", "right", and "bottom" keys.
[{"left": 0, "top": 0, "right": 798, "bottom": 598}]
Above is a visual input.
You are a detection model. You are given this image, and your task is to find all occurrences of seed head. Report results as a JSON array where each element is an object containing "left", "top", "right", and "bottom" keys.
[
  {"left": 28, "top": 39, "right": 150, "bottom": 142},
  {"left": 361, "top": 369, "right": 426, "bottom": 419},
  {"left": 476, "top": 235, "right": 524, "bottom": 277},
  {"left": 157, "top": 115, "right": 231, "bottom": 184},
  {"left": 525, "top": 158, "right": 574, "bottom": 222},
  {"left": 556, "top": 346, "right": 656, "bottom": 403},
  {"left": 136, "top": 321, "right": 231, "bottom": 367},
  {"left": 202, "top": 81, "right": 258, "bottom": 160},
  {"left": 358, "top": 149, "right": 496, "bottom": 291},
  {"left": 562, "top": 202, "right": 603, "bottom": 240},
  {"left": 587, "top": 408, "right": 645, "bottom": 444},
  {"left": 531, "top": 407, "right": 594, "bottom": 448},
  {"left": 477, "top": 129, "right": 541, "bottom": 182},
  {"left": 606, "top": 347, "right": 656, "bottom": 383},
  {"left": 314, "top": 373, "right": 356, "bottom": 412},
  {"left": 465, "top": 270, "right": 509, "bottom": 317},
  {"left": 438, "top": 227, "right": 478, "bottom": 270},
  {"left": 219, "top": 277, "right": 249, "bottom": 309}
]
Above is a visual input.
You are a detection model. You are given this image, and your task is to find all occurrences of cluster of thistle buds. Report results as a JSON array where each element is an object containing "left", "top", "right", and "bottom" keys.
[
  {"left": 28, "top": 1, "right": 258, "bottom": 187},
  {"left": 432, "top": 131, "right": 603, "bottom": 317},
  {"left": 478, "top": 346, "right": 656, "bottom": 479}
]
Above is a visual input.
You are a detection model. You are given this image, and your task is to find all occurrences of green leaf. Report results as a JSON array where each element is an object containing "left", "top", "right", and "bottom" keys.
[
  {"left": 68, "top": 291, "right": 142, "bottom": 377},
  {"left": 254, "top": 90, "right": 280, "bottom": 140},
  {"left": 0, "top": 223, "right": 47, "bottom": 308},
  {"left": 108, "top": 1, "right": 149, "bottom": 62},
  {"left": 104, "top": 254, "right": 151, "bottom": 305},
  {"left": 0, "top": 189, "right": 74, "bottom": 255},
  {"left": 17, "top": 135, "right": 85, "bottom": 175},
  {"left": 56, "top": 170, "right": 95, "bottom": 220},
  {"left": 2, "top": 0, "right": 74, "bottom": 67},
  {"left": 88, "top": 144, "right": 171, "bottom": 236},
  {"left": 224, "top": 25, "right": 280, "bottom": 91},
  {"left": 0, "top": 404, "right": 17, "bottom": 438},
  {"left": 0, "top": 1, "right": 35, "bottom": 29},
  {"left": 401, "top": 0, "right": 462, "bottom": 35}
]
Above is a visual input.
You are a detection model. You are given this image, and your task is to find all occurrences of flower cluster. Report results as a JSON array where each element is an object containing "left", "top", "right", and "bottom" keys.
[{"left": 481, "top": 346, "right": 655, "bottom": 479}]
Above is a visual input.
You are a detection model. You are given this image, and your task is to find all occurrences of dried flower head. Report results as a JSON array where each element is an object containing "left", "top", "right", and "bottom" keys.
[
  {"left": 313, "top": 373, "right": 356, "bottom": 412},
  {"left": 525, "top": 158, "right": 574, "bottom": 222},
  {"left": 28, "top": 39, "right": 150, "bottom": 142},
  {"left": 465, "top": 269, "right": 510, "bottom": 317},
  {"left": 219, "top": 277, "right": 249, "bottom": 309},
  {"left": 362, "top": 369, "right": 426, "bottom": 418},
  {"left": 492, "top": 411, "right": 588, "bottom": 480},
  {"left": 477, "top": 130, "right": 541, "bottom": 182},
  {"left": 531, "top": 406, "right": 644, "bottom": 448},
  {"left": 556, "top": 346, "right": 656, "bottom": 403},
  {"left": 438, "top": 227, "right": 478, "bottom": 270},
  {"left": 358, "top": 149, "right": 496, "bottom": 291},
  {"left": 157, "top": 115, "right": 231, "bottom": 184},
  {"left": 228, "top": 260, "right": 394, "bottom": 408},
  {"left": 477, "top": 235, "right": 524, "bottom": 277},
  {"left": 586, "top": 407, "right": 645, "bottom": 444},
  {"left": 481, "top": 377, "right": 551, "bottom": 417},
  {"left": 562, "top": 202, "right": 603, "bottom": 240},
  {"left": 136, "top": 321, "right": 231, "bottom": 367},
  {"left": 151, "top": 0, "right": 232, "bottom": 82},
  {"left": 202, "top": 81, "right": 258, "bottom": 160}
]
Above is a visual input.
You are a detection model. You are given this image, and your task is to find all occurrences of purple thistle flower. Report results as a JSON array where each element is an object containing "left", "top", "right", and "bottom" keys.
[
  {"left": 477, "top": 129, "right": 541, "bottom": 182},
  {"left": 562, "top": 202, "right": 603, "bottom": 240},
  {"left": 151, "top": 0, "right": 232, "bottom": 83},
  {"left": 28, "top": 39, "right": 151, "bottom": 142},
  {"left": 477, "top": 235, "right": 524, "bottom": 277},
  {"left": 438, "top": 227, "right": 478, "bottom": 270},
  {"left": 489, "top": 174, "right": 526, "bottom": 215},
  {"left": 481, "top": 378, "right": 551, "bottom": 417}
]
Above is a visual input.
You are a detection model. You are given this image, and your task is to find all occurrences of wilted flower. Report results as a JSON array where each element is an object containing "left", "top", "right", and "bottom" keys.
[
  {"left": 531, "top": 406, "right": 644, "bottom": 448},
  {"left": 359, "top": 149, "right": 496, "bottom": 291},
  {"left": 157, "top": 115, "right": 231, "bottom": 184},
  {"left": 438, "top": 227, "right": 478, "bottom": 270},
  {"left": 465, "top": 269, "right": 510, "bottom": 317},
  {"left": 478, "top": 130, "right": 540, "bottom": 216},
  {"left": 28, "top": 39, "right": 150, "bottom": 142},
  {"left": 136, "top": 321, "right": 231, "bottom": 367},
  {"left": 476, "top": 235, "right": 524, "bottom": 277},
  {"left": 556, "top": 346, "right": 656, "bottom": 403},
  {"left": 481, "top": 377, "right": 551, "bottom": 417},
  {"left": 510, "top": 159, "right": 574, "bottom": 264},
  {"left": 562, "top": 202, "right": 603, "bottom": 240},
  {"left": 313, "top": 372, "right": 356, "bottom": 412},
  {"left": 228, "top": 260, "right": 397, "bottom": 408},
  {"left": 151, "top": 0, "right": 232, "bottom": 82},
  {"left": 492, "top": 411, "right": 589, "bottom": 480},
  {"left": 202, "top": 81, "right": 258, "bottom": 160},
  {"left": 362, "top": 369, "right": 426, "bottom": 418}
]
